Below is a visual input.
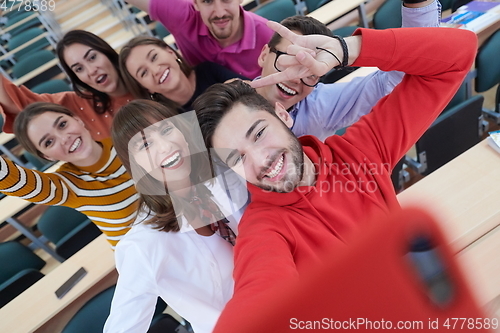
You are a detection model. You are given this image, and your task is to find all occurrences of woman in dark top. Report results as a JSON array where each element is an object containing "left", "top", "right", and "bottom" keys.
[{"left": 119, "top": 37, "right": 248, "bottom": 111}]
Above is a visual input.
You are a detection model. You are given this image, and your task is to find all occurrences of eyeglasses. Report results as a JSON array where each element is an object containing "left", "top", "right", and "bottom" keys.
[{"left": 269, "top": 47, "right": 321, "bottom": 87}]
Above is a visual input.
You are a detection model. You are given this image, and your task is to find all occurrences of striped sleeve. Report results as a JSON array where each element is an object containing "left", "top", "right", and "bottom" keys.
[
  {"left": 0, "top": 155, "right": 139, "bottom": 248},
  {"left": 0, "top": 156, "right": 70, "bottom": 205}
]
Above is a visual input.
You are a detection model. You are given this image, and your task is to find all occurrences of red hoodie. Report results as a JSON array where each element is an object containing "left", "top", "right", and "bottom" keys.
[{"left": 214, "top": 27, "right": 477, "bottom": 332}]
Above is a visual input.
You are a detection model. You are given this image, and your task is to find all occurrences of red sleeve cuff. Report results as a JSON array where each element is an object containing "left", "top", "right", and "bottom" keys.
[{"left": 351, "top": 28, "right": 397, "bottom": 69}]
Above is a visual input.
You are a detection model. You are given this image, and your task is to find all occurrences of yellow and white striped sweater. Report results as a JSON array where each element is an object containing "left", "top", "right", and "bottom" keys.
[{"left": 0, "top": 138, "right": 138, "bottom": 248}]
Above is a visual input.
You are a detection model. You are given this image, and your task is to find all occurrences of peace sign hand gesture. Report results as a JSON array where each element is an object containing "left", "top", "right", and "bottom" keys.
[{"left": 251, "top": 21, "right": 360, "bottom": 89}]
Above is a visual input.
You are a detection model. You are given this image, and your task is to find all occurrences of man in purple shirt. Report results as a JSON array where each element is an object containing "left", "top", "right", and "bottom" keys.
[{"left": 127, "top": 0, "right": 273, "bottom": 79}]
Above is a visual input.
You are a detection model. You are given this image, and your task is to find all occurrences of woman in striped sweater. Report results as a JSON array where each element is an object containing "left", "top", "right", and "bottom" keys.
[{"left": 0, "top": 102, "right": 139, "bottom": 248}]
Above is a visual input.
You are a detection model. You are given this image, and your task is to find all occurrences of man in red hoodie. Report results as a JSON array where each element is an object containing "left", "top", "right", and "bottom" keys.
[{"left": 194, "top": 23, "right": 477, "bottom": 332}]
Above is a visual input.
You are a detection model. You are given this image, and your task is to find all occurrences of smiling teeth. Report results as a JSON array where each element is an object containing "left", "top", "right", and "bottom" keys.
[
  {"left": 161, "top": 152, "right": 181, "bottom": 168},
  {"left": 159, "top": 69, "right": 170, "bottom": 84},
  {"left": 97, "top": 75, "right": 105, "bottom": 83},
  {"left": 69, "top": 138, "right": 81, "bottom": 153},
  {"left": 277, "top": 83, "right": 297, "bottom": 96},
  {"left": 266, "top": 154, "right": 284, "bottom": 178}
]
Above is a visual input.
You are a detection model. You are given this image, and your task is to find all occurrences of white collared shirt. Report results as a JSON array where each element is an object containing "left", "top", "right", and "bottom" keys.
[{"left": 104, "top": 177, "right": 246, "bottom": 333}]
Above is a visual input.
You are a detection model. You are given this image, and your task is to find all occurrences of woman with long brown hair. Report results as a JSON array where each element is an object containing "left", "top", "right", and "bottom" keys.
[
  {"left": 104, "top": 100, "right": 247, "bottom": 333},
  {"left": 1, "top": 30, "right": 133, "bottom": 140},
  {"left": 119, "top": 36, "right": 247, "bottom": 111}
]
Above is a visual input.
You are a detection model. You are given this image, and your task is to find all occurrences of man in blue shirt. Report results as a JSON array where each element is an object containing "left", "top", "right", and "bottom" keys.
[{"left": 255, "top": 0, "right": 440, "bottom": 140}]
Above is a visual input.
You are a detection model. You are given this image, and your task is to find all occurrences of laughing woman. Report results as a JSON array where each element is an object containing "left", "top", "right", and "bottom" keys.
[
  {"left": 104, "top": 100, "right": 247, "bottom": 333},
  {"left": 118, "top": 36, "right": 248, "bottom": 111},
  {"left": 0, "top": 102, "right": 139, "bottom": 248},
  {"left": 0, "top": 30, "right": 133, "bottom": 140}
]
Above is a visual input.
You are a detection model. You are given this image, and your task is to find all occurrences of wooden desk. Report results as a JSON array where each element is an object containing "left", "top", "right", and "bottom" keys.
[
  {"left": 441, "top": 1, "right": 500, "bottom": 46},
  {"left": 0, "top": 161, "right": 65, "bottom": 261},
  {"left": 398, "top": 140, "right": 500, "bottom": 306},
  {"left": 474, "top": 14, "right": 500, "bottom": 46},
  {"left": 0, "top": 234, "right": 117, "bottom": 333},
  {"left": 330, "top": 59, "right": 500, "bottom": 309},
  {"left": 307, "top": 0, "right": 369, "bottom": 27},
  {"left": 458, "top": 223, "right": 500, "bottom": 306},
  {"left": 336, "top": 70, "right": 499, "bottom": 252},
  {"left": 398, "top": 139, "right": 500, "bottom": 251}
]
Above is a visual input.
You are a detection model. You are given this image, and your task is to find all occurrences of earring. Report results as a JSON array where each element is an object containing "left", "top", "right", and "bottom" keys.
[
  {"left": 150, "top": 93, "right": 156, "bottom": 101},
  {"left": 176, "top": 58, "right": 182, "bottom": 64}
]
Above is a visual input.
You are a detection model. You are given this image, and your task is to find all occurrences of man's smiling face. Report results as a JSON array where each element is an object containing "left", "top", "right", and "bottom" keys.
[
  {"left": 193, "top": 0, "right": 243, "bottom": 45},
  {"left": 211, "top": 102, "right": 304, "bottom": 193},
  {"left": 256, "top": 32, "right": 315, "bottom": 111}
]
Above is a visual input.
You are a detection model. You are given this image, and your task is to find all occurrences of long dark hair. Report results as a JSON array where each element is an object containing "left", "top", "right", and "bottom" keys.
[
  {"left": 112, "top": 99, "right": 213, "bottom": 232},
  {"left": 118, "top": 36, "right": 192, "bottom": 106},
  {"left": 56, "top": 30, "right": 124, "bottom": 114}
]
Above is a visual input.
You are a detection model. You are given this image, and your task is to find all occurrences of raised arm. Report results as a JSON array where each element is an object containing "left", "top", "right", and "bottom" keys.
[
  {"left": 250, "top": 22, "right": 362, "bottom": 89},
  {"left": 253, "top": 0, "right": 440, "bottom": 89},
  {"left": 341, "top": 27, "right": 476, "bottom": 169},
  {"left": 0, "top": 155, "right": 137, "bottom": 248},
  {"left": 252, "top": 24, "right": 476, "bottom": 167},
  {"left": 0, "top": 155, "right": 70, "bottom": 205},
  {"left": 0, "top": 76, "right": 23, "bottom": 129},
  {"left": 294, "top": 0, "right": 441, "bottom": 140},
  {"left": 0, "top": 75, "right": 79, "bottom": 133},
  {"left": 292, "top": 70, "right": 404, "bottom": 140}
]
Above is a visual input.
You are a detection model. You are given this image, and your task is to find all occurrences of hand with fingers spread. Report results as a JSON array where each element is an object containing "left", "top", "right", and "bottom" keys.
[{"left": 251, "top": 21, "right": 362, "bottom": 89}]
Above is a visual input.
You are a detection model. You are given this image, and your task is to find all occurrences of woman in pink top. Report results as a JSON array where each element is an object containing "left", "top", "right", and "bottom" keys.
[{"left": 0, "top": 30, "right": 133, "bottom": 140}]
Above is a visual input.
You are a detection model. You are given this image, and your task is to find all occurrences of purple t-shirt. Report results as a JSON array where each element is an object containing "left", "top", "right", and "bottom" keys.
[{"left": 149, "top": 0, "right": 273, "bottom": 79}]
